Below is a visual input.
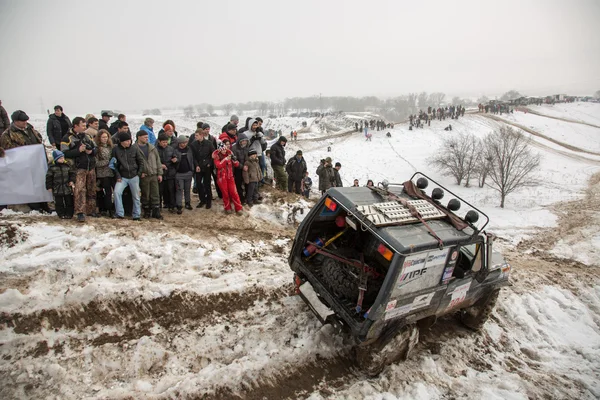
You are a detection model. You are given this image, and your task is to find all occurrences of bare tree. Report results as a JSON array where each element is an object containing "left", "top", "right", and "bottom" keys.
[
  {"left": 206, "top": 104, "right": 214, "bottom": 115},
  {"left": 183, "top": 105, "right": 195, "bottom": 118},
  {"left": 417, "top": 92, "right": 428, "bottom": 110},
  {"left": 223, "top": 103, "right": 233, "bottom": 116},
  {"left": 430, "top": 133, "right": 479, "bottom": 186},
  {"left": 452, "top": 96, "right": 465, "bottom": 106},
  {"left": 428, "top": 92, "right": 446, "bottom": 107},
  {"left": 484, "top": 126, "right": 541, "bottom": 208},
  {"left": 500, "top": 90, "right": 522, "bottom": 101}
]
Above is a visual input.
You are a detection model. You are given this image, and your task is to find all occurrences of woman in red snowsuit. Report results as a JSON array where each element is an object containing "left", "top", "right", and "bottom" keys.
[{"left": 213, "top": 142, "right": 243, "bottom": 213}]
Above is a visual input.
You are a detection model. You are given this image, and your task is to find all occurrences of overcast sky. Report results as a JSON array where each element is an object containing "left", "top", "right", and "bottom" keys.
[{"left": 1, "top": 0, "right": 599, "bottom": 115}]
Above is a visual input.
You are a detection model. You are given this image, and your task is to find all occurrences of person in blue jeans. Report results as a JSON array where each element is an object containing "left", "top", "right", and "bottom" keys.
[{"left": 111, "top": 131, "right": 146, "bottom": 220}]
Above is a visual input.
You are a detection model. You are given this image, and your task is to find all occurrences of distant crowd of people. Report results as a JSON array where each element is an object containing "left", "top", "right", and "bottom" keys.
[{"left": 477, "top": 103, "right": 514, "bottom": 114}]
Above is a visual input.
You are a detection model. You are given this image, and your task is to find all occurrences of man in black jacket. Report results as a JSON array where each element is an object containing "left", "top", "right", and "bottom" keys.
[
  {"left": 99, "top": 112, "right": 111, "bottom": 131},
  {"left": 285, "top": 150, "right": 307, "bottom": 194},
  {"left": 111, "top": 131, "right": 146, "bottom": 220},
  {"left": 109, "top": 114, "right": 126, "bottom": 135},
  {"left": 190, "top": 128, "right": 215, "bottom": 209},
  {"left": 47, "top": 105, "right": 72, "bottom": 149},
  {"left": 269, "top": 136, "right": 287, "bottom": 190},
  {"left": 61, "top": 117, "right": 97, "bottom": 222}
]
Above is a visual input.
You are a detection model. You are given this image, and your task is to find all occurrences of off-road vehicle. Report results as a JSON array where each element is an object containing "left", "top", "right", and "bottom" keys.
[{"left": 289, "top": 172, "right": 511, "bottom": 375}]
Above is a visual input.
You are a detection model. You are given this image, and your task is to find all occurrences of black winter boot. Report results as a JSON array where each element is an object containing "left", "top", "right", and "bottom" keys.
[
  {"left": 177, "top": 207, "right": 183, "bottom": 215},
  {"left": 185, "top": 202, "right": 193, "bottom": 210},
  {"left": 143, "top": 207, "right": 151, "bottom": 219},
  {"left": 152, "top": 207, "right": 163, "bottom": 220}
]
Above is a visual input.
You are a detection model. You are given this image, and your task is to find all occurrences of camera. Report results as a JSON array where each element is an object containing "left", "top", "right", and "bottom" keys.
[{"left": 85, "top": 144, "right": 93, "bottom": 151}]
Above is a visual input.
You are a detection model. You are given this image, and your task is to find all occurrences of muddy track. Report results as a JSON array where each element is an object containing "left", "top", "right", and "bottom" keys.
[
  {"left": 196, "top": 355, "right": 356, "bottom": 400},
  {"left": 523, "top": 107, "right": 600, "bottom": 129},
  {"left": 480, "top": 114, "right": 600, "bottom": 158},
  {"left": 0, "top": 284, "right": 293, "bottom": 335}
]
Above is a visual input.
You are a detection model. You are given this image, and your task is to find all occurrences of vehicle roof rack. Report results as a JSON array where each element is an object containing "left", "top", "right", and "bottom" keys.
[{"left": 378, "top": 172, "right": 489, "bottom": 233}]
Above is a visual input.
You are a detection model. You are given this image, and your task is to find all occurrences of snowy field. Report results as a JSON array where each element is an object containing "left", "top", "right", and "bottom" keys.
[
  {"left": 528, "top": 102, "right": 600, "bottom": 126},
  {"left": 495, "top": 110, "right": 600, "bottom": 153},
  {"left": 1, "top": 104, "right": 600, "bottom": 399}
]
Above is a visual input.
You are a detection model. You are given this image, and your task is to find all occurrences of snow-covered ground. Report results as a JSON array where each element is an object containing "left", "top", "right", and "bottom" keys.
[
  {"left": 528, "top": 102, "right": 600, "bottom": 126},
  {"left": 498, "top": 110, "right": 600, "bottom": 152},
  {"left": 1, "top": 103, "right": 600, "bottom": 399}
]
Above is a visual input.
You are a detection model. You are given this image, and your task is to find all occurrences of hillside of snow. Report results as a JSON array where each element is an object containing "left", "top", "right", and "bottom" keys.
[{"left": 1, "top": 103, "right": 600, "bottom": 399}]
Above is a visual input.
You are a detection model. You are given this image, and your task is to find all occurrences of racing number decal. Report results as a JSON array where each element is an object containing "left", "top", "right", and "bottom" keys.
[{"left": 447, "top": 281, "right": 471, "bottom": 309}]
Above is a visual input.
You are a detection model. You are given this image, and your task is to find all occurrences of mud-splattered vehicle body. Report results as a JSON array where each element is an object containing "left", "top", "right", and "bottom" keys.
[{"left": 289, "top": 172, "right": 511, "bottom": 375}]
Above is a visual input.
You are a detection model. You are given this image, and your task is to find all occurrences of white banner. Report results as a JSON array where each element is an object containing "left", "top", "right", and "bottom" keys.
[{"left": 0, "top": 144, "right": 53, "bottom": 205}]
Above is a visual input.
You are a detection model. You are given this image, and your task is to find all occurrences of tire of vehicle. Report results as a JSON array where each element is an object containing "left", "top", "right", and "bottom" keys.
[
  {"left": 460, "top": 289, "right": 500, "bottom": 331},
  {"left": 321, "top": 257, "right": 382, "bottom": 303},
  {"left": 354, "top": 324, "right": 419, "bottom": 377}
]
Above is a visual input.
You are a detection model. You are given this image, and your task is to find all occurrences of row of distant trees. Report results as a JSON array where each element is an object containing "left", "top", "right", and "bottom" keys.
[
  {"left": 430, "top": 127, "right": 541, "bottom": 208},
  {"left": 177, "top": 90, "right": 531, "bottom": 120},
  {"left": 150, "top": 89, "right": 599, "bottom": 119}
]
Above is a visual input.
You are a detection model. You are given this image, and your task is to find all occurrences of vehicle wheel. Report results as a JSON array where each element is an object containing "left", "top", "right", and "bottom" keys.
[
  {"left": 460, "top": 289, "right": 499, "bottom": 331},
  {"left": 354, "top": 324, "right": 419, "bottom": 377},
  {"left": 321, "top": 257, "right": 382, "bottom": 303}
]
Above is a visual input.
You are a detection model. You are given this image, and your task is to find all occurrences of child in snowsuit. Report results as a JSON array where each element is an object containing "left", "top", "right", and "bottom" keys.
[
  {"left": 301, "top": 172, "right": 312, "bottom": 199},
  {"left": 45, "top": 150, "right": 76, "bottom": 219},
  {"left": 242, "top": 149, "right": 262, "bottom": 206},
  {"left": 213, "top": 142, "right": 243, "bottom": 214}
]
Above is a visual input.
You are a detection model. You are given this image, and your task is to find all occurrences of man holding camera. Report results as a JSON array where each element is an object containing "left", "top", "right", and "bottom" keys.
[
  {"left": 316, "top": 157, "right": 336, "bottom": 195},
  {"left": 61, "top": 116, "right": 97, "bottom": 222}
]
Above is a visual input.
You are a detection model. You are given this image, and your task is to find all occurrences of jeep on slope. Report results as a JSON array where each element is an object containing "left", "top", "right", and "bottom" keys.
[{"left": 289, "top": 172, "right": 511, "bottom": 375}]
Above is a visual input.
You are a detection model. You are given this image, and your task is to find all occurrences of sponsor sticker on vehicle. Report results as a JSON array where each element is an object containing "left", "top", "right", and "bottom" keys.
[
  {"left": 386, "top": 300, "right": 397, "bottom": 311},
  {"left": 384, "top": 292, "right": 435, "bottom": 320}
]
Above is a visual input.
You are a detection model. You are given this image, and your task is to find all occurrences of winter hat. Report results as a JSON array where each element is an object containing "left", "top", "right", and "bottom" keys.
[
  {"left": 248, "top": 149, "right": 257, "bottom": 156},
  {"left": 230, "top": 115, "right": 239, "bottom": 123},
  {"left": 118, "top": 131, "right": 132, "bottom": 142},
  {"left": 164, "top": 124, "right": 174, "bottom": 132},
  {"left": 335, "top": 162, "right": 342, "bottom": 168},
  {"left": 325, "top": 157, "right": 332, "bottom": 163},
  {"left": 225, "top": 123, "right": 237, "bottom": 132},
  {"left": 217, "top": 142, "right": 226, "bottom": 151},
  {"left": 237, "top": 132, "right": 249, "bottom": 142},
  {"left": 201, "top": 123, "right": 210, "bottom": 130},
  {"left": 136, "top": 130, "right": 148, "bottom": 139},
  {"left": 177, "top": 135, "right": 189, "bottom": 144},
  {"left": 296, "top": 150, "right": 302, "bottom": 156},
  {"left": 278, "top": 136, "right": 287, "bottom": 143},
  {"left": 11, "top": 110, "right": 29, "bottom": 122},
  {"left": 52, "top": 150, "right": 64, "bottom": 161},
  {"left": 101, "top": 111, "right": 112, "bottom": 117},
  {"left": 157, "top": 133, "right": 169, "bottom": 142}
]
